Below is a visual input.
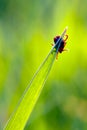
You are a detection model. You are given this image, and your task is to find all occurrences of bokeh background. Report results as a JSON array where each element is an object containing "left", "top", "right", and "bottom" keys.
[{"left": 0, "top": 0, "right": 87, "bottom": 129}]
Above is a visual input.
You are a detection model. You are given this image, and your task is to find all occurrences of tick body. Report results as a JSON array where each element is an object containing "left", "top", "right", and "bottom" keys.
[
  {"left": 51, "top": 27, "right": 68, "bottom": 59},
  {"left": 54, "top": 35, "right": 68, "bottom": 53}
]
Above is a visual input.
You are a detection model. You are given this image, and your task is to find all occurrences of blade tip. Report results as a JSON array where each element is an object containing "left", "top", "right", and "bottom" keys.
[{"left": 65, "top": 26, "right": 68, "bottom": 31}]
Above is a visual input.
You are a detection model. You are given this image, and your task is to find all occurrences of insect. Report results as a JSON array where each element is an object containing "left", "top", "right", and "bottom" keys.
[{"left": 51, "top": 27, "right": 68, "bottom": 59}]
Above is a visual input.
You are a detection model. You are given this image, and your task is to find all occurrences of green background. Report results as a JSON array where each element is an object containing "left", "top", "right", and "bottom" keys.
[{"left": 0, "top": 0, "right": 87, "bottom": 129}]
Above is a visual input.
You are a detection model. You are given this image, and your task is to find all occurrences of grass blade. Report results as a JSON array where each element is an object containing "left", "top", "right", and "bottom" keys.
[{"left": 4, "top": 27, "right": 68, "bottom": 130}]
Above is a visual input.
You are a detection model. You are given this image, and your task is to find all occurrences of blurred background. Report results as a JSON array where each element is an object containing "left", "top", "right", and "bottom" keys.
[{"left": 0, "top": 0, "right": 87, "bottom": 129}]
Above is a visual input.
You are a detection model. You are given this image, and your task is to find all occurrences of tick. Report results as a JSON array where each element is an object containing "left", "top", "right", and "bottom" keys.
[{"left": 51, "top": 27, "right": 68, "bottom": 59}]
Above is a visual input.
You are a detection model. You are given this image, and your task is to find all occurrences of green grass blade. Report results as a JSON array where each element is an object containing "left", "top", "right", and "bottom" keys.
[
  {"left": 4, "top": 49, "right": 56, "bottom": 130},
  {"left": 4, "top": 27, "right": 68, "bottom": 130}
]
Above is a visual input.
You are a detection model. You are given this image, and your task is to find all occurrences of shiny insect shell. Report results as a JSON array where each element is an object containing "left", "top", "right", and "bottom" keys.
[
  {"left": 51, "top": 35, "right": 68, "bottom": 59},
  {"left": 54, "top": 35, "right": 68, "bottom": 53}
]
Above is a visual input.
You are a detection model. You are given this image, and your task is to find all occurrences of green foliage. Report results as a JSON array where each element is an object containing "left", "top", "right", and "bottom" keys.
[
  {"left": 0, "top": 0, "right": 87, "bottom": 130},
  {"left": 4, "top": 49, "right": 56, "bottom": 130}
]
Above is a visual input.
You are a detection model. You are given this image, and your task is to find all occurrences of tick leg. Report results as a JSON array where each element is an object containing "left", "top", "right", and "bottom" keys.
[
  {"left": 56, "top": 52, "right": 58, "bottom": 60},
  {"left": 63, "top": 48, "right": 69, "bottom": 52},
  {"left": 64, "top": 34, "right": 68, "bottom": 42},
  {"left": 51, "top": 43, "right": 54, "bottom": 46}
]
